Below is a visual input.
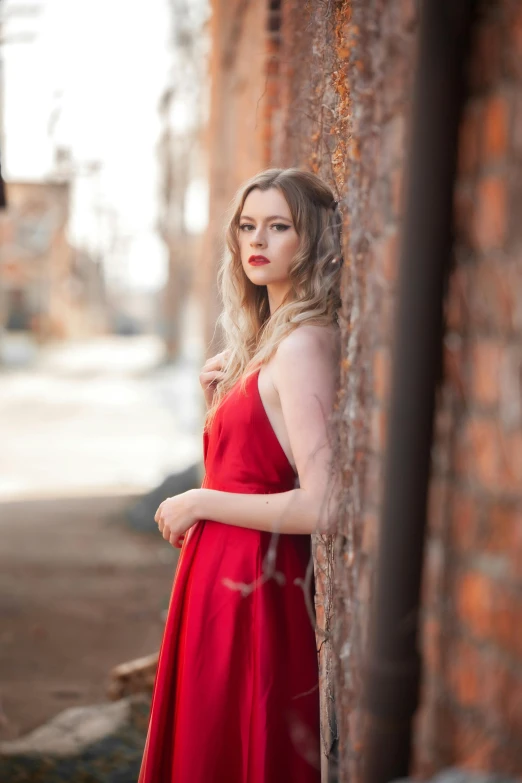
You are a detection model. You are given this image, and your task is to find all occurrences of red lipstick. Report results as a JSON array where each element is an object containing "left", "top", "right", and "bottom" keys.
[{"left": 248, "top": 255, "right": 270, "bottom": 266}]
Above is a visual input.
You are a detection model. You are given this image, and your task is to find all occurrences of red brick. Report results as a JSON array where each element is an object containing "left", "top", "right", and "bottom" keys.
[
  {"left": 498, "top": 429, "right": 522, "bottom": 496},
  {"left": 400, "top": 0, "right": 417, "bottom": 30},
  {"left": 481, "top": 95, "right": 509, "bottom": 165},
  {"left": 445, "top": 266, "right": 469, "bottom": 332},
  {"left": 482, "top": 655, "right": 522, "bottom": 737},
  {"left": 427, "top": 476, "right": 448, "bottom": 536},
  {"left": 454, "top": 568, "right": 495, "bottom": 640},
  {"left": 433, "top": 702, "right": 495, "bottom": 769},
  {"left": 450, "top": 489, "right": 477, "bottom": 551},
  {"left": 443, "top": 335, "right": 466, "bottom": 399},
  {"left": 458, "top": 102, "right": 481, "bottom": 178},
  {"left": 432, "top": 405, "right": 454, "bottom": 475},
  {"left": 372, "top": 346, "right": 391, "bottom": 403},
  {"left": 422, "top": 539, "right": 444, "bottom": 609},
  {"left": 471, "top": 176, "right": 507, "bottom": 251},
  {"left": 454, "top": 184, "right": 475, "bottom": 245},
  {"left": 490, "top": 581, "right": 522, "bottom": 659},
  {"left": 505, "top": 6, "right": 522, "bottom": 82},
  {"left": 413, "top": 700, "right": 438, "bottom": 780},
  {"left": 504, "top": 668, "right": 522, "bottom": 737},
  {"left": 470, "top": 339, "right": 502, "bottom": 407},
  {"left": 447, "top": 637, "right": 483, "bottom": 708},
  {"left": 455, "top": 416, "right": 501, "bottom": 491},
  {"left": 432, "top": 701, "right": 459, "bottom": 765},
  {"left": 469, "top": 22, "right": 503, "bottom": 92},
  {"left": 505, "top": 261, "right": 522, "bottom": 333},
  {"left": 469, "top": 260, "right": 516, "bottom": 334},
  {"left": 512, "top": 92, "right": 522, "bottom": 159},
  {"left": 482, "top": 502, "right": 519, "bottom": 556},
  {"left": 454, "top": 574, "right": 522, "bottom": 661},
  {"left": 452, "top": 717, "right": 496, "bottom": 770},
  {"left": 422, "top": 614, "right": 442, "bottom": 676}
]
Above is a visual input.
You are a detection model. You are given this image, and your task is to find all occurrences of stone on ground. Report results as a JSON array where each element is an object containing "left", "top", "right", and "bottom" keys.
[{"left": 0, "top": 694, "right": 150, "bottom": 783}]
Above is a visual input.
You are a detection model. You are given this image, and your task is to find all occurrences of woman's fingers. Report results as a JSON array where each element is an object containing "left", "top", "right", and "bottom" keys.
[
  {"left": 199, "top": 350, "right": 230, "bottom": 403},
  {"left": 154, "top": 501, "right": 165, "bottom": 523},
  {"left": 157, "top": 518, "right": 181, "bottom": 546},
  {"left": 200, "top": 370, "right": 225, "bottom": 388},
  {"left": 201, "top": 349, "right": 230, "bottom": 374},
  {"left": 169, "top": 531, "right": 184, "bottom": 548},
  {"left": 202, "top": 355, "right": 224, "bottom": 373},
  {"left": 154, "top": 500, "right": 183, "bottom": 546}
]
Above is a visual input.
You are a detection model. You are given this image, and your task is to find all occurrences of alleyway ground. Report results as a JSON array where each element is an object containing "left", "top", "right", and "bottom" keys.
[{"left": 0, "top": 334, "right": 203, "bottom": 741}]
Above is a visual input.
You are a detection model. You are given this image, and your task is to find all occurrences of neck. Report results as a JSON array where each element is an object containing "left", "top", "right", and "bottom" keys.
[{"left": 267, "top": 282, "right": 292, "bottom": 315}]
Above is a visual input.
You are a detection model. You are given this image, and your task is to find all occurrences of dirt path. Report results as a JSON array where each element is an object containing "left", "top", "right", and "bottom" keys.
[{"left": 0, "top": 494, "right": 177, "bottom": 741}]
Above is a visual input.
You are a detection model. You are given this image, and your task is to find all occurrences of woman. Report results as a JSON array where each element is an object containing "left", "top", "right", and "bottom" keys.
[{"left": 139, "top": 168, "right": 342, "bottom": 783}]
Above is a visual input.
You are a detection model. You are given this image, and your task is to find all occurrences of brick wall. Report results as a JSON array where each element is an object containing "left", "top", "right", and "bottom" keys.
[{"left": 416, "top": 3, "right": 522, "bottom": 775}]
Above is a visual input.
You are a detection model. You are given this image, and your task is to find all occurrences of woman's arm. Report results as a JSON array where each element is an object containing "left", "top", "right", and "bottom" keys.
[
  {"left": 195, "top": 486, "right": 322, "bottom": 536},
  {"left": 195, "top": 325, "right": 339, "bottom": 535},
  {"left": 156, "top": 326, "right": 340, "bottom": 544}
]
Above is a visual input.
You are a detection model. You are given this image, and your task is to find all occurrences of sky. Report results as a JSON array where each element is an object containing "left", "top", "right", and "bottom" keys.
[{"left": 2, "top": 0, "right": 178, "bottom": 291}]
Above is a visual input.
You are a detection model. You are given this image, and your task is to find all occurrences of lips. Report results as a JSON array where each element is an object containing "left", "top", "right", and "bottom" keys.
[{"left": 248, "top": 255, "right": 270, "bottom": 266}]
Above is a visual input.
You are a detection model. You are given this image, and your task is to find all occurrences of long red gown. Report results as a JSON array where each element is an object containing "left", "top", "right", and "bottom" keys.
[{"left": 138, "top": 368, "right": 321, "bottom": 783}]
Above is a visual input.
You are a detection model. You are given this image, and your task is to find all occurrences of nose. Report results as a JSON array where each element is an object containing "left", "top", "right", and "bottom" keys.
[{"left": 250, "top": 226, "right": 266, "bottom": 247}]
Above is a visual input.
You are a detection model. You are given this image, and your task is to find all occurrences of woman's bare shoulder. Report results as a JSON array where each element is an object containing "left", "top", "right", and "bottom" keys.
[{"left": 276, "top": 323, "right": 340, "bottom": 363}]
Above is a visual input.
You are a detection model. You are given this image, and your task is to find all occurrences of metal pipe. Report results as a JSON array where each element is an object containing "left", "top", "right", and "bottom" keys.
[{"left": 363, "top": 3, "right": 477, "bottom": 781}]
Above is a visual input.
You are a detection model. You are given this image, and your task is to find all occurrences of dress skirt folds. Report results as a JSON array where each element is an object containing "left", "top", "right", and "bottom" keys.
[{"left": 138, "top": 369, "right": 321, "bottom": 783}]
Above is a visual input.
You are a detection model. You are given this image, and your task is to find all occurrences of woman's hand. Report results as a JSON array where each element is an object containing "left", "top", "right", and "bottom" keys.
[
  {"left": 154, "top": 490, "right": 200, "bottom": 548},
  {"left": 199, "top": 349, "right": 230, "bottom": 409}
]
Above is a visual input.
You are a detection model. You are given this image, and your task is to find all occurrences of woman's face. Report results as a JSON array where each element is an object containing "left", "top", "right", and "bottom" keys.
[{"left": 238, "top": 187, "right": 300, "bottom": 294}]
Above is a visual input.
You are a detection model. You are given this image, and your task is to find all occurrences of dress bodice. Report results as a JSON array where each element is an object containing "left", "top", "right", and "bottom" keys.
[{"left": 202, "top": 369, "right": 298, "bottom": 494}]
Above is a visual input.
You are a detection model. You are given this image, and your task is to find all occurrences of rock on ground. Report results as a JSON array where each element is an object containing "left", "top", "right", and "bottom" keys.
[{"left": 0, "top": 694, "right": 150, "bottom": 783}]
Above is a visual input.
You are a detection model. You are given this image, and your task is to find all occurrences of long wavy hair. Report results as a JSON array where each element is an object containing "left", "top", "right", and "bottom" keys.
[{"left": 205, "top": 167, "right": 343, "bottom": 427}]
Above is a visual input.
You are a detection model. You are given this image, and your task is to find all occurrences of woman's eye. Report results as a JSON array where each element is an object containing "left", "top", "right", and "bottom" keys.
[
  {"left": 272, "top": 223, "right": 290, "bottom": 231},
  {"left": 239, "top": 224, "right": 254, "bottom": 231}
]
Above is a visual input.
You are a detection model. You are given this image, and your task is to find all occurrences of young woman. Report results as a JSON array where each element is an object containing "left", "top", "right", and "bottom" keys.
[{"left": 138, "top": 168, "right": 342, "bottom": 783}]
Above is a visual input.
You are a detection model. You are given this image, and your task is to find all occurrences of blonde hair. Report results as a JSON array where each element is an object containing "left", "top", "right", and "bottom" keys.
[{"left": 206, "top": 167, "right": 343, "bottom": 427}]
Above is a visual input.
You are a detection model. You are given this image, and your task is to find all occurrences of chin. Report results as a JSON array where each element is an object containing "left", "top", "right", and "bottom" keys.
[{"left": 243, "top": 267, "right": 271, "bottom": 285}]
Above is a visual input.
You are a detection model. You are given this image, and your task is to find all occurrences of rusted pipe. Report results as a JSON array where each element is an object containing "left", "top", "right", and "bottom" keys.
[{"left": 363, "top": 3, "right": 476, "bottom": 781}]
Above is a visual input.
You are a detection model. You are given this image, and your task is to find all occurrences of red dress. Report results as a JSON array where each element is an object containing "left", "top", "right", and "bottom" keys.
[{"left": 138, "top": 368, "right": 321, "bottom": 783}]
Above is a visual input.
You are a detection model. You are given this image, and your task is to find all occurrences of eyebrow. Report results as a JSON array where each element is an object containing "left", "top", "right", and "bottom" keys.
[{"left": 239, "top": 214, "right": 293, "bottom": 222}]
